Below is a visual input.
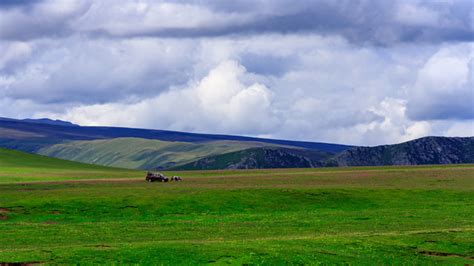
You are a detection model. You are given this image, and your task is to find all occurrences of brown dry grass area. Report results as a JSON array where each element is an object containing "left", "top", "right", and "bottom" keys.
[
  {"left": 0, "top": 208, "right": 9, "bottom": 220},
  {"left": 13, "top": 165, "right": 474, "bottom": 190}
]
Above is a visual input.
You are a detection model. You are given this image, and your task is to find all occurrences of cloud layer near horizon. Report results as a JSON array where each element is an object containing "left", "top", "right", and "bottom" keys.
[{"left": 1, "top": 0, "right": 473, "bottom": 145}]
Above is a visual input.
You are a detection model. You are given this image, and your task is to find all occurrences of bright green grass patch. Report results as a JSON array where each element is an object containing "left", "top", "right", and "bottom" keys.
[
  {"left": 0, "top": 183, "right": 473, "bottom": 264},
  {"left": 0, "top": 148, "right": 140, "bottom": 183},
  {"left": 0, "top": 148, "right": 473, "bottom": 264}
]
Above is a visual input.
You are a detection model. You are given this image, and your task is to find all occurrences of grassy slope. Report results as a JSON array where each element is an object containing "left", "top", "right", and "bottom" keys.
[
  {"left": 0, "top": 148, "right": 140, "bottom": 183},
  {"left": 0, "top": 151, "right": 473, "bottom": 264},
  {"left": 37, "top": 138, "right": 287, "bottom": 169}
]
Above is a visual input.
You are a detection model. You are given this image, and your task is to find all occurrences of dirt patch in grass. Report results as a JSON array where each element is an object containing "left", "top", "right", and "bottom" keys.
[
  {"left": 208, "top": 255, "right": 236, "bottom": 263},
  {"left": 418, "top": 250, "right": 474, "bottom": 260},
  {"left": 83, "top": 244, "right": 113, "bottom": 249},
  {"left": 0, "top": 262, "right": 44, "bottom": 266},
  {"left": 94, "top": 244, "right": 112, "bottom": 248},
  {"left": 0, "top": 208, "right": 10, "bottom": 220},
  {"left": 119, "top": 205, "right": 138, "bottom": 209}
]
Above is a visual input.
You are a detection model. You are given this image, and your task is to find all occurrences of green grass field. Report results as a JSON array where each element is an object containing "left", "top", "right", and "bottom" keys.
[{"left": 0, "top": 148, "right": 473, "bottom": 264}]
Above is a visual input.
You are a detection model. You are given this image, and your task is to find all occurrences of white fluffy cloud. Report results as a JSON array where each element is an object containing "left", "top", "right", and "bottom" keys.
[
  {"left": 41, "top": 60, "right": 279, "bottom": 136},
  {"left": 407, "top": 43, "right": 473, "bottom": 120}
]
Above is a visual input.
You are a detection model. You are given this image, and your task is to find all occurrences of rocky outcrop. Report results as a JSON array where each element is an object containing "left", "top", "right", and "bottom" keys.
[
  {"left": 173, "top": 147, "right": 331, "bottom": 170},
  {"left": 329, "top": 137, "right": 474, "bottom": 166},
  {"left": 173, "top": 137, "right": 474, "bottom": 170}
]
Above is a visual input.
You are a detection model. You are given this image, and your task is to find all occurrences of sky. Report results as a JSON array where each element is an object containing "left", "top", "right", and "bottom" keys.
[{"left": 0, "top": 0, "right": 473, "bottom": 146}]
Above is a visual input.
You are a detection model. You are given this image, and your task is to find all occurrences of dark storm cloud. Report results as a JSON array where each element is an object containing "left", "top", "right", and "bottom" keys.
[
  {"left": 0, "top": 0, "right": 40, "bottom": 8},
  {"left": 2, "top": 37, "right": 196, "bottom": 105},
  {"left": 88, "top": 0, "right": 473, "bottom": 45},
  {"left": 1, "top": 0, "right": 472, "bottom": 45},
  {"left": 0, "top": 1, "right": 91, "bottom": 41}
]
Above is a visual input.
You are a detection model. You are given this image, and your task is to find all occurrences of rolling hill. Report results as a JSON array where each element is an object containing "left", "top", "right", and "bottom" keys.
[
  {"left": 0, "top": 117, "right": 351, "bottom": 152},
  {"left": 36, "top": 138, "right": 290, "bottom": 169},
  {"left": 0, "top": 117, "right": 472, "bottom": 170},
  {"left": 0, "top": 117, "right": 348, "bottom": 169}
]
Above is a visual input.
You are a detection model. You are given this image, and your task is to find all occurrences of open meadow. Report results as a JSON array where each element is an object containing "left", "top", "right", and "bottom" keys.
[{"left": 0, "top": 148, "right": 473, "bottom": 264}]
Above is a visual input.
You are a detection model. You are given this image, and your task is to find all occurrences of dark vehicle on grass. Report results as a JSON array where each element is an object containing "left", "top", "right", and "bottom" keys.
[{"left": 146, "top": 172, "right": 169, "bottom": 182}]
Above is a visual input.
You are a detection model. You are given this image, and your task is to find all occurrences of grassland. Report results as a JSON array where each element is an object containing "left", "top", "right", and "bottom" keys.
[
  {"left": 0, "top": 148, "right": 139, "bottom": 183},
  {"left": 0, "top": 148, "right": 473, "bottom": 264}
]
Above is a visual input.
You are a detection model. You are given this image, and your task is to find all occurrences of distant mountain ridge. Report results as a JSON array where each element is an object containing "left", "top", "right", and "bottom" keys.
[
  {"left": 0, "top": 117, "right": 349, "bottom": 169},
  {"left": 0, "top": 117, "right": 352, "bottom": 152},
  {"left": 0, "top": 117, "right": 472, "bottom": 170},
  {"left": 330, "top": 136, "right": 474, "bottom": 166},
  {"left": 22, "top": 118, "right": 79, "bottom": 127}
]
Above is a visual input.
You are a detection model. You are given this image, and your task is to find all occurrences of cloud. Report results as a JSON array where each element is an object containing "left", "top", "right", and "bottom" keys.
[
  {"left": 1, "top": 0, "right": 472, "bottom": 45},
  {"left": 76, "top": 1, "right": 255, "bottom": 38},
  {"left": 0, "top": 0, "right": 42, "bottom": 8},
  {"left": 78, "top": 1, "right": 474, "bottom": 45},
  {"left": 0, "top": 0, "right": 92, "bottom": 40},
  {"left": 3, "top": 37, "right": 196, "bottom": 104},
  {"left": 407, "top": 43, "right": 474, "bottom": 121},
  {"left": 0, "top": 42, "right": 32, "bottom": 72},
  {"left": 394, "top": 2, "right": 439, "bottom": 27},
  {"left": 42, "top": 60, "right": 280, "bottom": 135},
  {"left": 4, "top": 32, "right": 470, "bottom": 145},
  {"left": 0, "top": 97, "right": 69, "bottom": 119},
  {"left": 1, "top": 1, "right": 472, "bottom": 146}
]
